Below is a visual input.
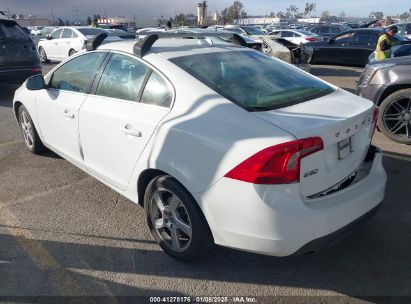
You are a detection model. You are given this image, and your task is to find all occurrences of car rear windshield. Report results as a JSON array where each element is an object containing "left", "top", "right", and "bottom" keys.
[
  {"left": 171, "top": 50, "right": 334, "bottom": 111},
  {"left": 0, "top": 21, "right": 29, "bottom": 41}
]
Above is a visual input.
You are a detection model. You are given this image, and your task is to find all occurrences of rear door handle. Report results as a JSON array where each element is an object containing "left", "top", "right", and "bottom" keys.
[{"left": 123, "top": 124, "right": 142, "bottom": 137}]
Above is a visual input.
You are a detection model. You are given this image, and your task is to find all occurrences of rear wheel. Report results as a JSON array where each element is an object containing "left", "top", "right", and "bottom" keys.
[
  {"left": 378, "top": 89, "right": 411, "bottom": 145},
  {"left": 38, "top": 47, "right": 49, "bottom": 63},
  {"left": 144, "top": 176, "right": 213, "bottom": 261},
  {"left": 69, "top": 49, "right": 76, "bottom": 57},
  {"left": 18, "top": 106, "right": 46, "bottom": 154}
]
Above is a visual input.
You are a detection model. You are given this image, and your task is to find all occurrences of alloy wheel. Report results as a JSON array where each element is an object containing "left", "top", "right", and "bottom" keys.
[
  {"left": 383, "top": 97, "right": 411, "bottom": 139},
  {"left": 149, "top": 189, "right": 192, "bottom": 253},
  {"left": 20, "top": 111, "right": 34, "bottom": 149}
]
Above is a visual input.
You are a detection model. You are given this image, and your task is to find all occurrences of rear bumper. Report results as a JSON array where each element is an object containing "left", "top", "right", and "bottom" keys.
[
  {"left": 292, "top": 203, "right": 381, "bottom": 255},
  {"left": 198, "top": 146, "right": 386, "bottom": 256},
  {"left": 0, "top": 67, "right": 41, "bottom": 84}
]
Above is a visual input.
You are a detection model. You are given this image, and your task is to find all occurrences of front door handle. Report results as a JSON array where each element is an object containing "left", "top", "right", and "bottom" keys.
[
  {"left": 63, "top": 109, "right": 75, "bottom": 119},
  {"left": 123, "top": 124, "right": 142, "bottom": 137}
]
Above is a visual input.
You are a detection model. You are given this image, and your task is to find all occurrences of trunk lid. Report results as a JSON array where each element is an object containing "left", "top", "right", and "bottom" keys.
[{"left": 253, "top": 89, "right": 375, "bottom": 198}]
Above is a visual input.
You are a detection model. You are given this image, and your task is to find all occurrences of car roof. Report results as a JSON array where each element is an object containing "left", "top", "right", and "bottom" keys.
[{"left": 98, "top": 38, "right": 246, "bottom": 59}]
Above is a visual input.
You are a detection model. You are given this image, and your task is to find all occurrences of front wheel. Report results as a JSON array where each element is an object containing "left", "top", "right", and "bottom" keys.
[
  {"left": 38, "top": 47, "right": 49, "bottom": 63},
  {"left": 378, "top": 89, "right": 411, "bottom": 145},
  {"left": 144, "top": 176, "right": 213, "bottom": 261},
  {"left": 18, "top": 106, "right": 46, "bottom": 154}
]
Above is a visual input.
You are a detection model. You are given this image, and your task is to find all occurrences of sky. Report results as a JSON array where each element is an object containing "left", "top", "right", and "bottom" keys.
[{"left": 1, "top": 0, "right": 410, "bottom": 20}]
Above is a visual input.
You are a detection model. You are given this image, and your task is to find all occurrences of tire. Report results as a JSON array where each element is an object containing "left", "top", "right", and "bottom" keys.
[
  {"left": 18, "top": 105, "right": 46, "bottom": 154},
  {"left": 378, "top": 89, "right": 411, "bottom": 145},
  {"left": 69, "top": 49, "right": 76, "bottom": 57},
  {"left": 38, "top": 47, "right": 49, "bottom": 63},
  {"left": 144, "top": 175, "right": 214, "bottom": 262}
]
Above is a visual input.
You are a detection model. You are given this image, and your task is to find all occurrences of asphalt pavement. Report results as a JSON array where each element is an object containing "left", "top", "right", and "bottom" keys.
[{"left": 0, "top": 64, "right": 410, "bottom": 302}]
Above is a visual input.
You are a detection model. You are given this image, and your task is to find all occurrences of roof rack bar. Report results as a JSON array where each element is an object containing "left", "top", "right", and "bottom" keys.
[
  {"left": 133, "top": 33, "right": 248, "bottom": 58},
  {"left": 86, "top": 32, "right": 108, "bottom": 51}
]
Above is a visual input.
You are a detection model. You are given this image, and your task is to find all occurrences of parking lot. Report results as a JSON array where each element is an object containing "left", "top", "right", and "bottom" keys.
[{"left": 1, "top": 63, "right": 411, "bottom": 301}]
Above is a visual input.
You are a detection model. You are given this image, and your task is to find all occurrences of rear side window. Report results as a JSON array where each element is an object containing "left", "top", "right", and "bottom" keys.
[
  {"left": 0, "top": 21, "right": 28, "bottom": 41},
  {"left": 96, "top": 53, "right": 150, "bottom": 102},
  {"left": 141, "top": 72, "right": 173, "bottom": 107},
  {"left": 171, "top": 50, "right": 334, "bottom": 111},
  {"left": 353, "top": 32, "right": 374, "bottom": 43},
  {"left": 50, "top": 52, "right": 106, "bottom": 93}
]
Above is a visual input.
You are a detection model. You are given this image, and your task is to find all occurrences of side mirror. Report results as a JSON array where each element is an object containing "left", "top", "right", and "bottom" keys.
[
  {"left": 26, "top": 75, "right": 46, "bottom": 91},
  {"left": 46, "top": 35, "right": 53, "bottom": 40}
]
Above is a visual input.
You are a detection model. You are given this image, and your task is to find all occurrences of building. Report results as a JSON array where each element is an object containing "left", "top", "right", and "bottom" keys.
[
  {"left": 234, "top": 17, "right": 321, "bottom": 25},
  {"left": 197, "top": 1, "right": 208, "bottom": 25},
  {"left": 14, "top": 18, "right": 50, "bottom": 27},
  {"left": 98, "top": 16, "right": 159, "bottom": 28}
]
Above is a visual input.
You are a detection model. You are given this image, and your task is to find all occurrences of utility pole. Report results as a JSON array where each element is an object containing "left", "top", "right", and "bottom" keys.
[{"left": 50, "top": 8, "right": 55, "bottom": 25}]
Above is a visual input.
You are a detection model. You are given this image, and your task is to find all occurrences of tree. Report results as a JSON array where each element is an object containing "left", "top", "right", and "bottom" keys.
[
  {"left": 87, "top": 16, "right": 92, "bottom": 25},
  {"left": 369, "top": 11, "right": 384, "bottom": 19},
  {"left": 399, "top": 11, "right": 411, "bottom": 21},
  {"left": 65, "top": 20, "right": 70, "bottom": 26},
  {"left": 269, "top": 11, "right": 276, "bottom": 17},
  {"left": 276, "top": 11, "right": 286, "bottom": 19},
  {"left": 304, "top": 2, "right": 317, "bottom": 17},
  {"left": 57, "top": 18, "right": 65, "bottom": 26},
  {"left": 339, "top": 11, "right": 346, "bottom": 21},
  {"left": 220, "top": 1, "right": 247, "bottom": 24}
]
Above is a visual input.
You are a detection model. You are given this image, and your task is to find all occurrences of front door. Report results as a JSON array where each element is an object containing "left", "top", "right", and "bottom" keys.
[
  {"left": 79, "top": 53, "right": 173, "bottom": 190},
  {"left": 36, "top": 51, "right": 107, "bottom": 165}
]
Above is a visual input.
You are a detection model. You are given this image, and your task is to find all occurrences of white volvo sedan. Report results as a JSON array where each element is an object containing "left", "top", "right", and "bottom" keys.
[{"left": 13, "top": 34, "right": 386, "bottom": 261}]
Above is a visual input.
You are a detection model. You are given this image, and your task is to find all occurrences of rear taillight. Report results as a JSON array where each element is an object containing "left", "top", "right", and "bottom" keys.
[
  {"left": 31, "top": 67, "right": 42, "bottom": 72},
  {"left": 305, "top": 37, "right": 317, "bottom": 42},
  {"left": 371, "top": 107, "right": 379, "bottom": 138},
  {"left": 224, "top": 137, "right": 324, "bottom": 185}
]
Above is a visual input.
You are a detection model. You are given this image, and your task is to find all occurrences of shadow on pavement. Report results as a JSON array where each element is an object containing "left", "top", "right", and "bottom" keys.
[{"left": 0, "top": 150, "right": 410, "bottom": 299}]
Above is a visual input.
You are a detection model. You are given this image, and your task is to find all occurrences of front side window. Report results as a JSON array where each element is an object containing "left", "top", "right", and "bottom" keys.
[
  {"left": 49, "top": 52, "right": 106, "bottom": 93},
  {"left": 171, "top": 50, "right": 334, "bottom": 111},
  {"left": 141, "top": 72, "right": 173, "bottom": 107},
  {"left": 50, "top": 29, "right": 63, "bottom": 39},
  {"left": 96, "top": 53, "right": 150, "bottom": 102}
]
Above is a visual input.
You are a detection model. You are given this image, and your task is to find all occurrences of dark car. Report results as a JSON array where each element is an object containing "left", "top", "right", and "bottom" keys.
[
  {"left": 0, "top": 17, "right": 41, "bottom": 84},
  {"left": 356, "top": 56, "right": 411, "bottom": 144},
  {"left": 306, "top": 25, "right": 346, "bottom": 39},
  {"left": 308, "top": 28, "right": 409, "bottom": 67}
]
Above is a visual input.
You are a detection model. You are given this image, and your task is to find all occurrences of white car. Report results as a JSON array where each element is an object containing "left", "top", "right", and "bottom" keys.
[
  {"left": 270, "top": 29, "right": 322, "bottom": 44},
  {"left": 37, "top": 27, "right": 119, "bottom": 63},
  {"left": 30, "top": 26, "right": 44, "bottom": 36},
  {"left": 13, "top": 34, "right": 386, "bottom": 261}
]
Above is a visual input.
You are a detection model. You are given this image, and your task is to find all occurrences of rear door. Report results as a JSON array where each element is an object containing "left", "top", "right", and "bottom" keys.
[
  {"left": 36, "top": 52, "right": 107, "bottom": 165},
  {"left": 351, "top": 31, "right": 378, "bottom": 65},
  {"left": 58, "top": 28, "right": 73, "bottom": 59},
  {"left": 318, "top": 32, "right": 355, "bottom": 64},
  {"left": 79, "top": 53, "right": 173, "bottom": 190},
  {"left": 0, "top": 20, "right": 37, "bottom": 69}
]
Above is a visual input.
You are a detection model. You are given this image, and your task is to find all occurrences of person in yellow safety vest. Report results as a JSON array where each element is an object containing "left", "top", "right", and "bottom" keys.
[{"left": 375, "top": 26, "right": 398, "bottom": 61}]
